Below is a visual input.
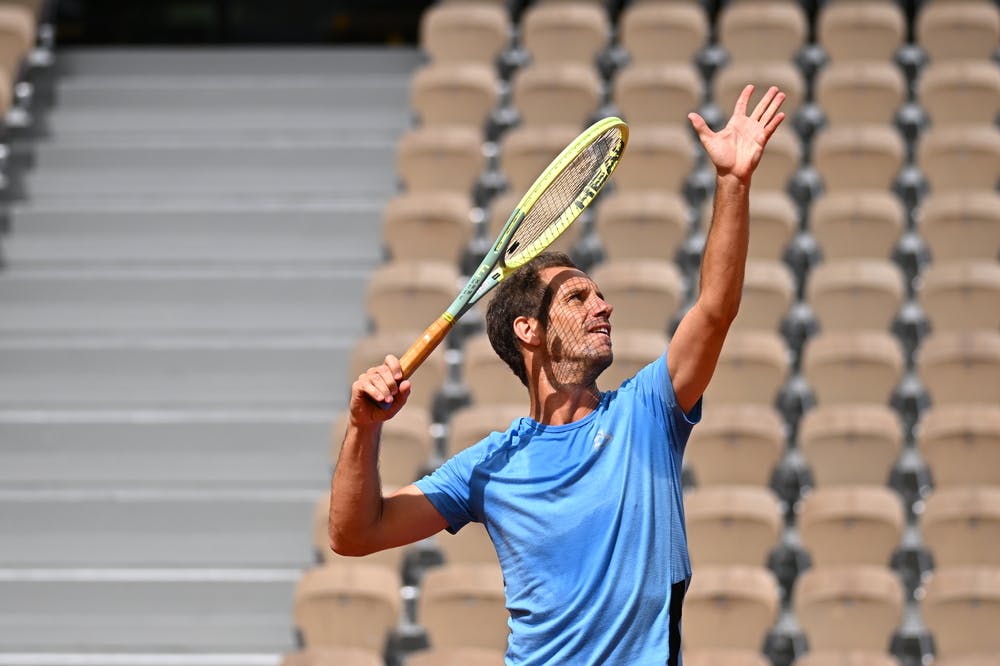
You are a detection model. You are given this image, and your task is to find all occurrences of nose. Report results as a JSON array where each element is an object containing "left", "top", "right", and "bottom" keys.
[{"left": 593, "top": 294, "right": 613, "bottom": 318}]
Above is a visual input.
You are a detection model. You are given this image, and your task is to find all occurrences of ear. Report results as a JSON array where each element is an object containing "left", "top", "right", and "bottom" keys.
[{"left": 513, "top": 316, "right": 541, "bottom": 347}]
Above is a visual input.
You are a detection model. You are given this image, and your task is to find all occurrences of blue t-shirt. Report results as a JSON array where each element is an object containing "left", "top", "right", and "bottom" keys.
[{"left": 415, "top": 354, "right": 701, "bottom": 665}]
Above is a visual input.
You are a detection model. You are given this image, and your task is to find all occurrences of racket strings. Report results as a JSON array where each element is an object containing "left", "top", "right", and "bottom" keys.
[{"left": 503, "top": 127, "right": 624, "bottom": 266}]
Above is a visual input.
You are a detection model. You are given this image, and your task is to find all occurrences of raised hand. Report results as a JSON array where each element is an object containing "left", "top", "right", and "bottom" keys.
[
  {"left": 349, "top": 354, "right": 411, "bottom": 426},
  {"left": 688, "top": 84, "right": 786, "bottom": 182}
]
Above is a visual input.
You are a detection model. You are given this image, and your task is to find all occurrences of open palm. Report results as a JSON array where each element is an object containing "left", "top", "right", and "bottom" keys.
[{"left": 688, "top": 85, "right": 786, "bottom": 181}]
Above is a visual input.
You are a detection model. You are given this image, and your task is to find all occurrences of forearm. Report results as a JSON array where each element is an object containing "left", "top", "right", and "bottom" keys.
[
  {"left": 696, "top": 174, "right": 751, "bottom": 325},
  {"left": 328, "top": 421, "right": 385, "bottom": 556}
]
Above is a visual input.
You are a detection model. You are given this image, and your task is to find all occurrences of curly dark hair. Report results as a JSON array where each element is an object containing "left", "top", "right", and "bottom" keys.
[{"left": 485, "top": 251, "right": 578, "bottom": 387}]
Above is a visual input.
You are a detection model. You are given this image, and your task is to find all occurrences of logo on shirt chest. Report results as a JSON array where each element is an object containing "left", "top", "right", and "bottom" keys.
[{"left": 593, "top": 430, "right": 614, "bottom": 450}]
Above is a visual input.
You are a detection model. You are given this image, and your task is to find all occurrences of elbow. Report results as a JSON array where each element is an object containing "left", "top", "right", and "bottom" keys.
[
  {"left": 329, "top": 530, "right": 370, "bottom": 558},
  {"left": 695, "top": 297, "right": 740, "bottom": 331}
]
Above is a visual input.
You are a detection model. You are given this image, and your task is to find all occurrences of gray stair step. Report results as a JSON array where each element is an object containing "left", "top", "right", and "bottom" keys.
[
  {"left": 0, "top": 653, "right": 282, "bottom": 666},
  {"left": 0, "top": 410, "right": 335, "bottom": 491},
  {"left": 0, "top": 270, "right": 370, "bottom": 336},
  {"left": 0, "top": 338, "right": 353, "bottom": 409},
  {"left": 0, "top": 490, "right": 320, "bottom": 568},
  {"left": 0, "top": 569, "right": 299, "bottom": 652}
]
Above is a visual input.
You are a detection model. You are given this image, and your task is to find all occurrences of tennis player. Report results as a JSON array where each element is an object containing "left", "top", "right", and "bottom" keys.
[{"left": 331, "top": 84, "right": 786, "bottom": 665}]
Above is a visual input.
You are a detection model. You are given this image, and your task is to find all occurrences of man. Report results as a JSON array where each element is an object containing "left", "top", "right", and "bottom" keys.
[{"left": 330, "top": 84, "right": 786, "bottom": 665}]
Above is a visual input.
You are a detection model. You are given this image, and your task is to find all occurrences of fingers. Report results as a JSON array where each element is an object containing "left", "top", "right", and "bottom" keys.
[
  {"left": 356, "top": 355, "right": 405, "bottom": 404},
  {"left": 733, "top": 84, "right": 754, "bottom": 117},
  {"left": 763, "top": 111, "right": 786, "bottom": 139},
  {"left": 749, "top": 86, "right": 780, "bottom": 121}
]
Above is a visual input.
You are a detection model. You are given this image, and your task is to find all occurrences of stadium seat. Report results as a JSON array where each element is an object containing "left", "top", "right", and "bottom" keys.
[
  {"left": 406, "top": 646, "right": 506, "bottom": 666},
  {"left": 813, "top": 126, "right": 905, "bottom": 193},
  {"left": 683, "top": 649, "right": 772, "bottom": 666},
  {"left": 795, "top": 651, "right": 901, "bottom": 666},
  {"left": 381, "top": 191, "right": 473, "bottom": 263},
  {"left": 280, "top": 647, "right": 384, "bottom": 666},
  {"left": 685, "top": 404, "right": 786, "bottom": 487},
  {"left": 933, "top": 656, "right": 1000, "bottom": 666},
  {"left": 511, "top": 62, "right": 602, "bottom": 127},
  {"left": 418, "top": 562, "right": 508, "bottom": 650},
  {"left": 610, "top": 124, "right": 696, "bottom": 193},
  {"left": 349, "top": 330, "right": 448, "bottom": 412},
  {"left": 519, "top": 1, "right": 609, "bottom": 66},
  {"left": 499, "top": 125, "right": 583, "bottom": 193},
  {"left": 916, "top": 1, "right": 1000, "bottom": 62},
  {"left": 593, "top": 190, "right": 689, "bottom": 262},
  {"left": 589, "top": 259, "right": 684, "bottom": 335},
  {"left": 918, "top": 261, "right": 1000, "bottom": 332},
  {"left": 0, "top": 3, "right": 34, "bottom": 85},
  {"left": 918, "top": 61, "right": 1000, "bottom": 127},
  {"left": 718, "top": 1, "right": 807, "bottom": 63},
  {"left": 613, "top": 62, "right": 703, "bottom": 126},
  {"left": 917, "top": 192, "right": 1000, "bottom": 261},
  {"left": 365, "top": 260, "right": 459, "bottom": 334},
  {"left": 419, "top": 3, "right": 510, "bottom": 65},
  {"left": 312, "top": 493, "right": 409, "bottom": 572},
  {"left": 293, "top": 562, "right": 402, "bottom": 651},
  {"left": 798, "top": 486, "right": 905, "bottom": 567},
  {"left": 817, "top": 2, "right": 906, "bottom": 62},
  {"left": 922, "top": 487, "right": 1000, "bottom": 568},
  {"left": 446, "top": 402, "right": 525, "bottom": 456},
  {"left": 434, "top": 523, "right": 498, "bottom": 567},
  {"left": 410, "top": 62, "right": 500, "bottom": 130},
  {"left": 793, "top": 566, "right": 904, "bottom": 652},
  {"left": 684, "top": 485, "right": 783, "bottom": 567},
  {"left": 683, "top": 566, "right": 781, "bottom": 651},
  {"left": 703, "top": 332, "right": 789, "bottom": 407},
  {"left": 806, "top": 259, "right": 905, "bottom": 332},
  {"left": 729, "top": 190, "right": 799, "bottom": 260},
  {"left": 729, "top": 260, "right": 795, "bottom": 334},
  {"left": 922, "top": 567, "right": 1000, "bottom": 658},
  {"left": 810, "top": 191, "right": 905, "bottom": 261},
  {"left": 461, "top": 332, "right": 527, "bottom": 407},
  {"left": 619, "top": 1, "right": 708, "bottom": 65},
  {"left": 917, "top": 405, "right": 1000, "bottom": 487},
  {"left": 814, "top": 62, "right": 906, "bottom": 126},
  {"left": 396, "top": 126, "right": 485, "bottom": 195},
  {"left": 917, "top": 126, "right": 1000, "bottom": 193},
  {"left": 802, "top": 331, "right": 904, "bottom": 406},
  {"left": 798, "top": 404, "right": 902, "bottom": 486},
  {"left": 917, "top": 331, "right": 1000, "bottom": 407},
  {"left": 332, "top": 408, "right": 433, "bottom": 488},
  {"left": 601, "top": 329, "right": 668, "bottom": 390}
]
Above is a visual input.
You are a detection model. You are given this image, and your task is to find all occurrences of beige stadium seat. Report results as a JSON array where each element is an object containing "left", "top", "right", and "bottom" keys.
[
  {"left": 593, "top": 190, "right": 689, "bottom": 262},
  {"left": 684, "top": 650, "right": 771, "bottom": 666},
  {"left": 520, "top": 2, "right": 609, "bottom": 65},
  {"left": 807, "top": 259, "right": 905, "bottom": 332},
  {"left": 419, "top": 562, "right": 508, "bottom": 650},
  {"left": 381, "top": 191, "right": 473, "bottom": 263},
  {"left": 332, "top": 408, "right": 433, "bottom": 488},
  {"left": 919, "top": 61, "right": 1000, "bottom": 127},
  {"left": 796, "top": 652, "right": 901, "bottom": 666},
  {"left": 293, "top": 562, "right": 402, "bottom": 651},
  {"left": 365, "top": 260, "right": 459, "bottom": 334},
  {"left": 703, "top": 331, "right": 789, "bottom": 407},
  {"left": 918, "top": 191, "right": 1000, "bottom": 261},
  {"left": 280, "top": 647, "right": 384, "bottom": 666},
  {"left": 918, "top": 126, "right": 1000, "bottom": 193},
  {"left": 0, "top": 3, "right": 34, "bottom": 85},
  {"left": 718, "top": 1, "right": 807, "bottom": 63},
  {"left": 312, "top": 493, "right": 409, "bottom": 571},
  {"left": 499, "top": 125, "right": 582, "bottom": 193},
  {"left": 799, "top": 404, "right": 902, "bottom": 486},
  {"left": 589, "top": 259, "right": 683, "bottom": 335},
  {"left": 916, "top": 1, "right": 1000, "bottom": 62},
  {"left": 802, "top": 331, "right": 904, "bottom": 406},
  {"left": 685, "top": 405, "right": 785, "bottom": 487},
  {"left": 918, "top": 405, "right": 1000, "bottom": 487},
  {"left": 793, "top": 566, "right": 904, "bottom": 652},
  {"left": 511, "top": 62, "right": 602, "bottom": 128},
  {"left": 407, "top": 647, "right": 506, "bottom": 666},
  {"left": 613, "top": 62, "right": 703, "bottom": 126},
  {"left": 712, "top": 62, "right": 805, "bottom": 122},
  {"left": 435, "top": 523, "right": 498, "bottom": 567},
  {"left": 601, "top": 329, "right": 668, "bottom": 390},
  {"left": 419, "top": 3, "right": 510, "bottom": 64},
  {"left": 349, "top": 330, "right": 447, "bottom": 413},
  {"left": 919, "top": 261, "right": 1000, "bottom": 332},
  {"left": 811, "top": 191, "right": 904, "bottom": 260},
  {"left": 918, "top": 331, "right": 1000, "bottom": 407},
  {"left": 934, "top": 657, "right": 1000, "bottom": 666},
  {"left": 817, "top": 2, "right": 906, "bottom": 62},
  {"left": 813, "top": 126, "right": 905, "bottom": 193},
  {"left": 815, "top": 62, "right": 906, "bottom": 126},
  {"left": 446, "top": 402, "right": 525, "bottom": 456},
  {"left": 735, "top": 190, "right": 798, "bottom": 260},
  {"left": 729, "top": 260, "right": 795, "bottom": 334},
  {"left": 410, "top": 62, "right": 499, "bottom": 130},
  {"left": 923, "top": 487, "right": 1000, "bottom": 568},
  {"left": 747, "top": 128, "right": 801, "bottom": 193},
  {"left": 485, "top": 191, "right": 582, "bottom": 259},
  {"left": 396, "top": 126, "right": 485, "bottom": 195},
  {"left": 798, "top": 486, "right": 905, "bottom": 567},
  {"left": 619, "top": 1, "right": 707, "bottom": 64},
  {"left": 683, "top": 566, "right": 781, "bottom": 651},
  {"left": 922, "top": 567, "right": 1000, "bottom": 658},
  {"left": 611, "top": 124, "right": 696, "bottom": 193},
  {"left": 684, "top": 486, "right": 783, "bottom": 567},
  {"left": 461, "top": 332, "right": 527, "bottom": 407}
]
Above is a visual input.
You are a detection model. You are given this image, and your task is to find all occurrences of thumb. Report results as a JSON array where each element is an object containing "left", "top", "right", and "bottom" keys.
[{"left": 687, "top": 112, "right": 711, "bottom": 139}]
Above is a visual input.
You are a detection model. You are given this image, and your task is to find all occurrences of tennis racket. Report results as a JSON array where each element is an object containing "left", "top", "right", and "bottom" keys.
[{"left": 392, "top": 116, "right": 629, "bottom": 383}]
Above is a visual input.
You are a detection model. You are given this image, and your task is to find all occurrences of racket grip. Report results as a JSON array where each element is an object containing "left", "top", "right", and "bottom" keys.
[{"left": 398, "top": 316, "right": 455, "bottom": 380}]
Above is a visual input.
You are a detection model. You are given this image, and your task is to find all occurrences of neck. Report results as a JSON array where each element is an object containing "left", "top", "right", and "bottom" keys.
[{"left": 527, "top": 377, "right": 602, "bottom": 425}]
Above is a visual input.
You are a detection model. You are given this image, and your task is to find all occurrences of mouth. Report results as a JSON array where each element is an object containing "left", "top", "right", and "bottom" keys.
[{"left": 587, "top": 322, "right": 612, "bottom": 338}]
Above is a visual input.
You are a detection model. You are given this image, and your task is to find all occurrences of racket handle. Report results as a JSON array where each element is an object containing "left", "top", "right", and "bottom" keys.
[{"left": 399, "top": 315, "right": 455, "bottom": 381}]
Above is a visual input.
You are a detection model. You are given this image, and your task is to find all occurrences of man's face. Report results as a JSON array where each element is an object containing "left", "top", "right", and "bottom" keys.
[{"left": 537, "top": 266, "right": 614, "bottom": 385}]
